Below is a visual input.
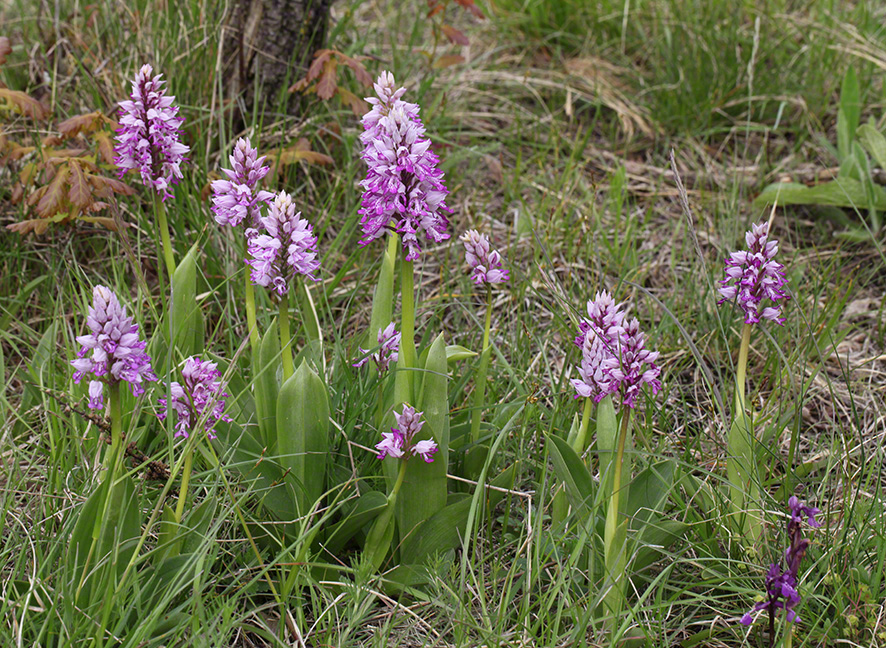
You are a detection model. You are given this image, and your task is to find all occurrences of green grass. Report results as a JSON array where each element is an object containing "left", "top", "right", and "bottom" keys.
[{"left": 1, "top": 0, "right": 886, "bottom": 646}]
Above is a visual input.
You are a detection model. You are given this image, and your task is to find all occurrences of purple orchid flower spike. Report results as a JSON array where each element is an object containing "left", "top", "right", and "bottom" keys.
[
  {"left": 211, "top": 137, "right": 275, "bottom": 228},
  {"left": 460, "top": 229, "right": 510, "bottom": 286},
  {"left": 71, "top": 285, "right": 157, "bottom": 409},
  {"left": 157, "top": 356, "right": 232, "bottom": 439},
  {"left": 353, "top": 322, "right": 401, "bottom": 372},
  {"left": 246, "top": 190, "right": 321, "bottom": 295},
  {"left": 718, "top": 221, "right": 790, "bottom": 325},
  {"left": 114, "top": 64, "right": 190, "bottom": 200},
  {"left": 375, "top": 405, "right": 438, "bottom": 463},
  {"left": 358, "top": 71, "right": 451, "bottom": 261}
]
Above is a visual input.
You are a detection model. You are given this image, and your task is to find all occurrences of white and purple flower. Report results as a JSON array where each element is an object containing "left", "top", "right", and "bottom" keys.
[{"left": 375, "top": 405, "right": 438, "bottom": 463}]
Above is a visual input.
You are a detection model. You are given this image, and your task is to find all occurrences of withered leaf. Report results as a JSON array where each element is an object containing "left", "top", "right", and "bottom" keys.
[
  {"left": 433, "top": 54, "right": 466, "bottom": 69},
  {"left": 58, "top": 111, "right": 103, "bottom": 138},
  {"left": 0, "top": 88, "right": 49, "bottom": 120},
  {"left": 6, "top": 219, "right": 50, "bottom": 235},
  {"left": 67, "top": 160, "right": 92, "bottom": 209},
  {"left": 94, "top": 131, "right": 115, "bottom": 165},
  {"left": 340, "top": 55, "right": 373, "bottom": 88},
  {"left": 337, "top": 87, "right": 368, "bottom": 116},
  {"left": 0, "top": 37, "right": 11, "bottom": 65},
  {"left": 454, "top": 0, "right": 484, "bottom": 18},
  {"left": 36, "top": 164, "right": 70, "bottom": 217},
  {"left": 316, "top": 58, "right": 338, "bottom": 100}
]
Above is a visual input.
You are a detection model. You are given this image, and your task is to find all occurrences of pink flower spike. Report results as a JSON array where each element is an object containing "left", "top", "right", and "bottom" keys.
[
  {"left": 157, "top": 356, "right": 232, "bottom": 439},
  {"left": 353, "top": 322, "right": 401, "bottom": 371},
  {"left": 412, "top": 439, "right": 438, "bottom": 462},
  {"left": 376, "top": 405, "right": 437, "bottom": 463},
  {"left": 114, "top": 64, "right": 189, "bottom": 200},
  {"left": 358, "top": 71, "right": 451, "bottom": 260},
  {"left": 460, "top": 229, "right": 509, "bottom": 286},
  {"left": 211, "top": 137, "right": 274, "bottom": 227}
]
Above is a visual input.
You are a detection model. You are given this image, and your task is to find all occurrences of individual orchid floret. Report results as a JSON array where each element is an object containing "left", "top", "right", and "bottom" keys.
[
  {"left": 460, "top": 229, "right": 509, "bottom": 285},
  {"left": 353, "top": 322, "right": 400, "bottom": 371},
  {"left": 571, "top": 291, "right": 626, "bottom": 402},
  {"left": 157, "top": 356, "right": 232, "bottom": 439},
  {"left": 358, "top": 71, "right": 451, "bottom": 261},
  {"left": 246, "top": 190, "right": 320, "bottom": 295},
  {"left": 114, "top": 64, "right": 190, "bottom": 200},
  {"left": 211, "top": 137, "right": 275, "bottom": 227},
  {"left": 607, "top": 317, "right": 662, "bottom": 409},
  {"left": 71, "top": 285, "right": 157, "bottom": 409},
  {"left": 375, "top": 405, "right": 438, "bottom": 463},
  {"left": 718, "top": 221, "right": 790, "bottom": 325},
  {"left": 741, "top": 497, "right": 819, "bottom": 627}
]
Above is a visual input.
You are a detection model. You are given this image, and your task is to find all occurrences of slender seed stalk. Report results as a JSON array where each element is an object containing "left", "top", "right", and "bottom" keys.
[
  {"left": 470, "top": 286, "right": 494, "bottom": 445},
  {"left": 155, "top": 197, "right": 176, "bottom": 280},
  {"left": 279, "top": 291, "right": 294, "bottom": 381},
  {"left": 400, "top": 257, "right": 416, "bottom": 372}
]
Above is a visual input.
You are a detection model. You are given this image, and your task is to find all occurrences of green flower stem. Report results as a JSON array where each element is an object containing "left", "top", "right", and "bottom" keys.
[
  {"left": 107, "top": 381, "right": 124, "bottom": 481},
  {"left": 172, "top": 448, "right": 193, "bottom": 525},
  {"left": 400, "top": 257, "right": 416, "bottom": 372},
  {"left": 469, "top": 286, "right": 494, "bottom": 445},
  {"left": 603, "top": 410, "right": 632, "bottom": 629},
  {"left": 735, "top": 322, "right": 752, "bottom": 413},
  {"left": 571, "top": 395, "right": 594, "bottom": 455},
  {"left": 279, "top": 291, "right": 294, "bottom": 381},
  {"left": 389, "top": 458, "right": 407, "bottom": 504},
  {"left": 375, "top": 382, "right": 385, "bottom": 430},
  {"left": 155, "top": 197, "right": 176, "bottom": 280},
  {"left": 244, "top": 238, "right": 259, "bottom": 353},
  {"left": 784, "top": 623, "right": 792, "bottom": 648},
  {"left": 728, "top": 322, "right": 761, "bottom": 541}
]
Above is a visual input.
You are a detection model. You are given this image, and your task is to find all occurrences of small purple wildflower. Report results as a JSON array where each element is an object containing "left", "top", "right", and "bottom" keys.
[
  {"left": 718, "top": 221, "right": 790, "bottom": 325},
  {"left": 114, "top": 64, "right": 190, "bottom": 200},
  {"left": 157, "top": 356, "right": 232, "bottom": 439},
  {"left": 211, "top": 137, "right": 275, "bottom": 227},
  {"left": 375, "top": 405, "right": 438, "bottom": 463},
  {"left": 246, "top": 191, "right": 320, "bottom": 295},
  {"left": 460, "top": 229, "right": 509, "bottom": 286},
  {"left": 571, "top": 292, "right": 661, "bottom": 408},
  {"left": 353, "top": 322, "right": 400, "bottom": 372},
  {"left": 741, "top": 497, "right": 820, "bottom": 627},
  {"left": 358, "top": 71, "right": 451, "bottom": 261},
  {"left": 71, "top": 285, "right": 157, "bottom": 409}
]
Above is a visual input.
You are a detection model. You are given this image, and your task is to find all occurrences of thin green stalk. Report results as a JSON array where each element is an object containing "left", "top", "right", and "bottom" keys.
[
  {"left": 155, "top": 197, "right": 176, "bottom": 280},
  {"left": 728, "top": 322, "right": 761, "bottom": 541},
  {"left": 279, "top": 292, "right": 294, "bottom": 381},
  {"left": 784, "top": 623, "right": 792, "bottom": 648},
  {"left": 470, "top": 286, "right": 494, "bottom": 445},
  {"left": 735, "top": 322, "right": 752, "bottom": 413},
  {"left": 173, "top": 449, "right": 193, "bottom": 524},
  {"left": 244, "top": 235, "right": 259, "bottom": 353},
  {"left": 571, "top": 396, "right": 594, "bottom": 455},
  {"left": 603, "top": 411, "right": 632, "bottom": 632},
  {"left": 107, "top": 381, "right": 124, "bottom": 482},
  {"left": 400, "top": 257, "right": 416, "bottom": 372}
]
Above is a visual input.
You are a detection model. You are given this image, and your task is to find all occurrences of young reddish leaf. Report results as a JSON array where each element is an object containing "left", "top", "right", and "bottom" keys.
[
  {"left": 340, "top": 55, "right": 373, "bottom": 88},
  {"left": 35, "top": 165, "right": 69, "bottom": 217},
  {"left": 454, "top": 0, "right": 484, "bottom": 18},
  {"left": 58, "top": 111, "right": 103, "bottom": 138},
  {"left": 433, "top": 54, "right": 466, "bottom": 69},
  {"left": 427, "top": 3, "right": 444, "bottom": 18},
  {"left": 278, "top": 138, "right": 334, "bottom": 166},
  {"left": 0, "top": 89, "right": 49, "bottom": 120},
  {"left": 93, "top": 131, "right": 115, "bottom": 165},
  {"left": 42, "top": 135, "right": 63, "bottom": 147},
  {"left": 289, "top": 78, "right": 310, "bottom": 93},
  {"left": 337, "top": 87, "right": 369, "bottom": 116},
  {"left": 10, "top": 183, "right": 24, "bottom": 204},
  {"left": 68, "top": 160, "right": 92, "bottom": 209},
  {"left": 26, "top": 185, "right": 46, "bottom": 207},
  {"left": 440, "top": 24, "right": 470, "bottom": 46},
  {"left": 0, "top": 37, "right": 11, "bottom": 65},
  {"left": 316, "top": 58, "right": 338, "bottom": 100},
  {"left": 6, "top": 143, "right": 34, "bottom": 161}
]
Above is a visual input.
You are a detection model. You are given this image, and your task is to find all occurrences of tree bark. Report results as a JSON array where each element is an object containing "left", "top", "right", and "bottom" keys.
[{"left": 222, "top": 0, "right": 331, "bottom": 118}]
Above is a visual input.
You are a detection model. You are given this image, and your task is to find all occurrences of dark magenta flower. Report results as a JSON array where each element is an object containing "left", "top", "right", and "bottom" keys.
[
  {"left": 211, "top": 137, "right": 274, "bottom": 227},
  {"left": 157, "top": 356, "right": 232, "bottom": 439},
  {"left": 358, "top": 71, "right": 450, "bottom": 261},
  {"left": 114, "top": 64, "right": 189, "bottom": 200},
  {"left": 718, "top": 221, "right": 790, "bottom": 325},
  {"left": 71, "top": 286, "right": 157, "bottom": 409},
  {"left": 741, "top": 497, "right": 820, "bottom": 626},
  {"left": 460, "top": 229, "right": 509, "bottom": 285}
]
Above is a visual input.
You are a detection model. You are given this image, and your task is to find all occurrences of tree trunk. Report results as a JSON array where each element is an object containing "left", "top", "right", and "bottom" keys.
[{"left": 222, "top": 0, "right": 331, "bottom": 118}]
